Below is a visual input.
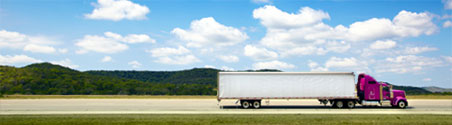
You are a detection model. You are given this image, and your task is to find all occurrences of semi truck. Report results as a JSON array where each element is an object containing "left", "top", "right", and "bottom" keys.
[{"left": 217, "top": 72, "right": 408, "bottom": 109}]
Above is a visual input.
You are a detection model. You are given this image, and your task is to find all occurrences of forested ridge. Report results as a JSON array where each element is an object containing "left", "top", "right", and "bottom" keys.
[{"left": 0, "top": 62, "right": 448, "bottom": 95}]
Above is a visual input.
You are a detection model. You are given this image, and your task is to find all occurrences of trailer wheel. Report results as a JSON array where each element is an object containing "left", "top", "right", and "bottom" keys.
[
  {"left": 241, "top": 101, "right": 250, "bottom": 109},
  {"left": 397, "top": 100, "right": 407, "bottom": 109},
  {"left": 346, "top": 101, "right": 355, "bottom": 108},
  {"left": 335, "top": 101, "right": 344, "bottom": 108},
  {"left": 252, "top": 101, "right": 261, "bottom": 109}
]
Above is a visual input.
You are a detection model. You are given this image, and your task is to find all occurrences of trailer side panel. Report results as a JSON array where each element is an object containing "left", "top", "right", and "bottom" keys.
[{"left": 218, "top": 72, "right": 356, "bottom": 99}]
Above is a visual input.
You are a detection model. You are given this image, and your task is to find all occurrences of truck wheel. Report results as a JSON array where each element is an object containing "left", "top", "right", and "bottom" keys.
[
  {"left": 346, "top": 101, "right": 355, "bottom": 108},
  {"left": 241, "top": 101, "right": 250, "bottom": 109},
  {"left": 397, "top": 100, "right": 407, "bottom": 109},
  {"left": 335, "top": 101, "right": 344, "bottom": 108},
  {"left": 252, "top": 101, "right": 261, "bottom": 109}
]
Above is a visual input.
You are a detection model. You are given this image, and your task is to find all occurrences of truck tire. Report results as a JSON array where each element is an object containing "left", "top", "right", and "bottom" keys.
[
  {"left": 346, "top": 101, "right": 355, "bottom": 108},
  {"left": 335, "top": 100, "right": 344, "bottom": 108},
  {"left": 397, "top": 100, "right": 407, "bottom": 109},
  {"left": 241, "top": 101, "right": 250, "bottom": 109},
  {"left": 252, "top": 101, "right": 261, "bottom": 109}
]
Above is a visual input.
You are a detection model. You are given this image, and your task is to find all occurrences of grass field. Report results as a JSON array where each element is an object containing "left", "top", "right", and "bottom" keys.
[
  {"left": 1, "top": 94, "right": 451, "bottom": 99},
  {"left": 0, "top": 114, "right": 451, "bottom": 125}
]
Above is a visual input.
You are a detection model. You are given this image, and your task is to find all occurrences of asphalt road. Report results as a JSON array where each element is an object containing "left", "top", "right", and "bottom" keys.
[{"left": 1, "top": 99, "right": 451, "bottom": 114}]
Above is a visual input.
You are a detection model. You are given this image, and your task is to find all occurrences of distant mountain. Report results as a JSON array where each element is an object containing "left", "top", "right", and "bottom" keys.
[
  {"left": 423, "top": 86, "right": 452, "bottom": 93},
  {"left": 0, "top": 62, "right": 449, "bottom": 96}
]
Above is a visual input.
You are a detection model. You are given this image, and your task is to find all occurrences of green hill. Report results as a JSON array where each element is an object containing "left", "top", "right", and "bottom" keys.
[{"left": 0, "top": 62, "right": 447, "bottom": 96}]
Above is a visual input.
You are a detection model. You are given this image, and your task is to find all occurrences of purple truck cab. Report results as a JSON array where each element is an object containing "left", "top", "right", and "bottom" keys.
[{"left": 357, "top": 73, "right": 408, "bottom": 108}]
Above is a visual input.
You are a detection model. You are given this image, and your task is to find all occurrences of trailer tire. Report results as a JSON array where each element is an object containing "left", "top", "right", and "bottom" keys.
[
  {"left": 397, "top": 100, "right": 407, "bottom": 109},
  {"left": 252, "top": 101, "right": 261, "bottom": 109},
  {"left": 346, "top": 101, "right": 355, "bottom": 108},
  {"left": 335, "top": 100, "right": 344, "bottom": 108},
  {"left": 241, "top": 101, "right": 250, "bottom": 109}
]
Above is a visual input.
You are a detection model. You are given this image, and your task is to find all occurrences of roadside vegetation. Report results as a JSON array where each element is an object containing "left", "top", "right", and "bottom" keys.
[
  {"left": 1, "top": 114, "right": 451, "bottom": 125},
  {"left": 1, "top": 62, "right": 450, "bottom": 96}
]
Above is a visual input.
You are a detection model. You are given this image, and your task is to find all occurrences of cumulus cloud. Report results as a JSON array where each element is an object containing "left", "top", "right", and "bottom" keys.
[
  {"left": 147, "top": 46, "right": 200, "bottom": 65},
  {"left": 253, "top": 60, "right": 295, "bottom": 70},
  {"left": 50, "top": 58, "right": 79, "bottom": 69},
  {"left": 444, "top": 0, "right": 452, "bottom": 9},
  {"left": 147, "top": 46, "right": 190, "bottom": 57},
  {"left": 0, "top": 30, "right": 61, "bottom": 54},
  {"left": 253, "top": 5, "right": 330, "bottom": 29},
  {"left": 76, "top": 35, "right": 128, "bottom": 54},
  {"left": 75, "top": 32, "right": 154, "bottom": 54},
  {"left": 23, "top": 44, "right": 56, "bottom": 54},
  {"left": 402, "top": 46, "right": 437, "bottom": 55},
  {"left": 308, "top": 60, "right": 328, "bottom": 71},
  {"left": 218, "top": 55, "right": 239, "bottom": 63},
  {"left": 128, "top": 60, "right": 142, "bottom": 68},
  {"left": 443, "top": 20, "right": 452, "bottom": 28},
  {"left": 85, "top": 0, "right": 150, "bottom": 21},
  {"left": 370, "top": 40, "right": 397, "bottom": 50},
  {"left": 375, "top": 55, "right": 443, "bottom": 73},
  {"left": 0, "top": 54, "right": 42, "bottom": 65},
  {"left": 101, "top": 56, "right": 113, "bottom": 62},
  {"left": 172, "top": 17, "right": 248, "bottom": 48},
  {"left": 244, "top": 45, "right": 278, "bottom": 60},
  {"left": 308, "top": 57, "right": 370, "bottom": 73},
  {"left": 251, "top": 0, "right": 271, "bottom": 4},
  {"left": 253, "top": 6, "right": 438, "bottom": 57},
  {"left": 154, "top": 55, "right": 200, "bottom": 65},
  {"left": 221, "top": 66, "right": 235, "bottom": 71}
]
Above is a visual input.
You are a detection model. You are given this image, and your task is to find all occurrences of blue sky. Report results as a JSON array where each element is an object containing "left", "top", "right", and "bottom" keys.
[{"left": 0, "top": 0, "right": 451, "bottom": 88}]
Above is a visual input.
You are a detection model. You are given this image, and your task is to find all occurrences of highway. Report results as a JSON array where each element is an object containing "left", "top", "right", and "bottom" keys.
[{"left": 1, "top": 99, "right": 451, "bottom": 114}]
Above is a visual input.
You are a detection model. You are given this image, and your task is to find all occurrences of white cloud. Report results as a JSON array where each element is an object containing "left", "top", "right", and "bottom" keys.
[
  {"left": 253, "top": 6, "right": 438, "bottom": 57},
  {"left": 442, "top": 56, "right": 452, "bottom": 63},
  {"left": 252, "top": 60, "right": 295, "bottom": 70},
  {"left": 147, "top": 46, "right": 200, "bottom": 65},
  {"left": 253, "top": 5, "right": 330, "bottom": 29},
  {"left": 104, "top": 32, "right": 155, "bottom": 43},
  {"left": 444, "top": 0, "right": 452, "bottom": 9},
  {"left": 218, "top": 55, "right": 239, "bottom": 63},
  {"left": 443, "top": 20, "right": 452, "bottom": 28},
  {"left": 172, "top": 17, "right": 248, "bottom": 48},
  {"left": 128, "top": 60, "right": 142, "bottom": 68},
  {"left": 423, "top": 78, "right": 432, "bottom": 82},
  {"left": 0, "top": 54, "right": 42, "bottom": 65},
  {"left": 376, "top": 55, "right": 443, "bottom": 73},
  {"left": 403, "top": 46, "right": 437, "bottom": 55},
  {"left": 370, "top": 40, "right": 397, "bottom": 50},
  {"left": 23, "top": 44, "right": 56, "bottom": 54},
  {"left": 244, "top": 45, "right": 278, "bottom": 60},
  {"left": 0, "top": 30, "right": 60, "bottom": 53},
  {"left": 251, "top": 0, "right": 271, "bottom": 4},
  {"left": 154, "top": 55, "right": 200, "bottom": 65},
  {"left": 204, "top": 65, "right": 216, "bottom": 69},
  {"left": 147, "top": 46, "right": 190, "bottom": 57},
  {"left": 326, "top": 41, "right": 350, "bottom": 53},
  {"left": 308, "top": 60, "right": 328, "bottom": 71},
  {"left": 325, "top": 57, "right": 359, "bottom": 68},
  {"left": 85, "top": 0, "right": 150, "bottom": 21},
  {"left": 50, "top": 59, "right": 79, "bottom": 69},
  {"left": 101, "top": 56, "right": 113, "bottom": 62},
  {"left": 58, "top": 48, "right": 68, "bottom": 54},
  {"left": 221, "top": 66, "right": 234, "bottom": 71},
  {"left": 0, "top": 30, "right": 28, "bottom": 48},
  {"left": 309, "top": 57, "right": 370, "bottom": 73},
  {"left": 76, "top": 32, "right": 154, "bottom": 54},
  {"left": 281, "top": 46, "right": 327, "bottom": 57},
  {"left": 75, "top": 35, "right": 128, "bottom": 54}
]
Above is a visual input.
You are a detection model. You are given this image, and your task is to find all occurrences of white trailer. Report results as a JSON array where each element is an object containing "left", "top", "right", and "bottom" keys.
[{"left": 217, "top": 72, "right": 357, "bottom": 108}]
